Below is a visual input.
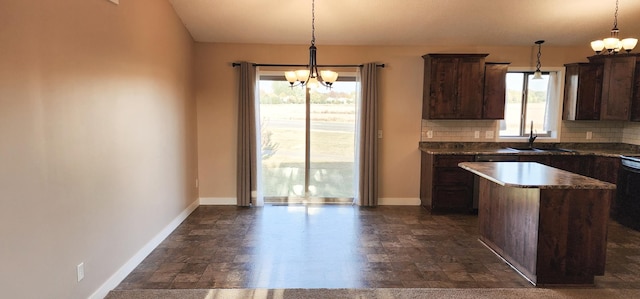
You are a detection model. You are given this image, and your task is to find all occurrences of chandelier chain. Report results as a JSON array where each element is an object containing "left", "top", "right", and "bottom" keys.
[
  {"left": 613, "top": 0, "right": 619, "bottom": 30},
  {"left": 311, "top": 0, "right": 316, "bottom": 46}
]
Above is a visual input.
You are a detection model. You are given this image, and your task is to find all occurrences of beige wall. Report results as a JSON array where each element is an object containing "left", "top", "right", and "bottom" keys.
[
  {"left": 195, "top": 43, "right": 622, "bottom": 204},
  {"left": 0, "top": 1, "right": 197, "bottom": 298}
]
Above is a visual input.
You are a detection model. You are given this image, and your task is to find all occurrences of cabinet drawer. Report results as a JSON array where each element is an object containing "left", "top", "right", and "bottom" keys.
[
  {"left": 434, "top": 155, "right": 474, "bottom": 167},
  {"left": 434, "top": 168, "right": 473, "bottom": 185}
]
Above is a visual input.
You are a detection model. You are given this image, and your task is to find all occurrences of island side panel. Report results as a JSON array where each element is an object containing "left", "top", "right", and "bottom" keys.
[
  {"left": 536, "top": 189, "right": 613, "bottom": 286},
  {"left": 477, "top": 177, "right": 540, "bottom": 282}
]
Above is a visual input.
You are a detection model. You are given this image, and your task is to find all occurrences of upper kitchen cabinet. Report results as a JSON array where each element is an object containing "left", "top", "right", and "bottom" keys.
[
  {"left": 422, "top": 54, "right": 488, "bottom": 119},
  {"left": 631, "top": 60, "right": 640, "bottom": 121},
  {"left": 564, "top": 54, "right": 639, "bottom": 121},
  {"left": 563, "top": 63, "right": 603, "bottom": 120},
  {"left": 483, "top": 62, "right": 510, "bottom": 119},
  {"left": 597, "top": 55, "right": 637, "bottom": 120}
]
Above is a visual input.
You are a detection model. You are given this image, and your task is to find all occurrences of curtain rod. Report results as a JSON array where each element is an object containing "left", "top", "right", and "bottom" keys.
[{"left": 232, "top": 63, "right": 385, "bottom": 68}]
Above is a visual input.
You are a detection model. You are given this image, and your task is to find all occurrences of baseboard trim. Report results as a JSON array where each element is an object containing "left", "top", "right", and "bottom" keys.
[
  {"left": 199, "top": 197, "right": 236, "bottom": 205},
  {"left": 378, "top": 197, "right": 421, "bottom": 206},
  {"left": 89, "top": 199, "right": 199, "bottom": 299},
  {"left": 198, "top": 197, "right": 418, "bottom": 206}
]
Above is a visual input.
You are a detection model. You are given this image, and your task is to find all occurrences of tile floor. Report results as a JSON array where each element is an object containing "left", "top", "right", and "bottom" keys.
[{"left": 115, "top": 205, "right": 640, "bottom": 290}]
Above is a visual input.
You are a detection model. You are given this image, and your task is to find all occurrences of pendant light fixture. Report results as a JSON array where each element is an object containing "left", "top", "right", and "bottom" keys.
[
  {"left": 533, "top": 40, "right": 544, "bottom": 80},
  {"left": 590, "top": 0, "right": 637, "bottom": 54},
  {"left": 284, "top": 0, "right": 338, "bottom": 89}
]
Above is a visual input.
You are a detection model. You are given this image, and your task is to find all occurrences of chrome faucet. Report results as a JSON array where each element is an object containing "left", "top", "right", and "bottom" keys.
[{"left": 528, "top": 121, "right": 537, "bottom": 148}]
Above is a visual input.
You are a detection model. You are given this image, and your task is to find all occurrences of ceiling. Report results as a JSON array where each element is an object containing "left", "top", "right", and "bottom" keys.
[{"left": 168, "top": 0, "right": 640, "bottom": 47}]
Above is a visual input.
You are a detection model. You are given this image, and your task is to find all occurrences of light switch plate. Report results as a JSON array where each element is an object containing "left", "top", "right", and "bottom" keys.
[{"left": 109, "top": 0, "right": 119, "bottom": 4}]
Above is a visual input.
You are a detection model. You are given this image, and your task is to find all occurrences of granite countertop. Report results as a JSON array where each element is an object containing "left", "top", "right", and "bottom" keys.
[
  {"left": 458, "top": 162, "right": 617, "bottom": 190},
  {"left": 419, "top": 142, "right": 640, "bottom": 157}
]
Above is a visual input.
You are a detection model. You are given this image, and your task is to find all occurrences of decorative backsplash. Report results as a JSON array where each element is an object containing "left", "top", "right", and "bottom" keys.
[
  {"left": 623, "top": 123, "right": 640, "bottom": 145},
  {"left": 420, "top": 120, "right": 498, "bottom": 142},
  {"left": 560, "top": 121, "right": 624, "bottom": 143},
  {"left": 421, "top": 119, "right": 640, "bottom": 145}
]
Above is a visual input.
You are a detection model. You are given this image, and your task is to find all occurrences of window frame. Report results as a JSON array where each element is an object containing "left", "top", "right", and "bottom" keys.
[{"left": 497, "top": 67, "right": 564, "bottom": 141}]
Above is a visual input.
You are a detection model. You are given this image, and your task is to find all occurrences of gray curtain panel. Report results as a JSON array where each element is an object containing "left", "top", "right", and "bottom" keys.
[
  {"left": 358, "top": 62, "right": 379, "bottom": 206},
  {"left": 236, "top": 62, "right": 257, "bottom": 207}
]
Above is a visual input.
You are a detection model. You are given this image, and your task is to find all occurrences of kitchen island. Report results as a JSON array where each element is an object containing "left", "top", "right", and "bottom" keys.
[{"left": 458, "top": 162, "right": 616, "bottom": 286}]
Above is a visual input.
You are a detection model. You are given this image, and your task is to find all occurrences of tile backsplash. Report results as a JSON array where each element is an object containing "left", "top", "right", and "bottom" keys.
[
  {"left": 421, "top": 120, "right": 498, "bottom": 142},
  {"left": 623, "top": 122, "right": 640, "bottom": 145},
  {"left": 560, "top": 121, "right": 624, "bottom": 143},
  {"left": 421, "top": 119, "right": 640, "bottom": 144}
]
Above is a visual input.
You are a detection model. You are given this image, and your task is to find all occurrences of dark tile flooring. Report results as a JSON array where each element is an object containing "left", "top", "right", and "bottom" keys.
[{"left": 116, "top": 205, "right": 640, "bottom": 290}]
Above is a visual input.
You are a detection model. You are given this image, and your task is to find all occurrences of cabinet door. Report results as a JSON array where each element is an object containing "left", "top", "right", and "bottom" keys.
[
  {"left": 456, "top": 57, "right": 485, "bottom": 119},
  {"left": 630, "top": 62, "right": 640, "bottom": 121},
  {"left": 431, "top": 155, "right": 474, "bottom": 213},
  {"left": 601, "top": 56, "right": 636, "bottom": 120},
  {"left": 563, "top": 63, "right": 602, "bottom": 120},
  {"left": 592, "top": 156, "right": 620, "bottom": 184},
  {"left": 433, "top": 187, "right": 472, "bottom": 211},
  {"left": 483, "top": 63, "right": 509, "bottom": 119},
  {"left": 422, "top": 54, "right": 488, "bottom": 119},
  {"left": 428, "top": 57, "right": 460, "bottom": 119}
]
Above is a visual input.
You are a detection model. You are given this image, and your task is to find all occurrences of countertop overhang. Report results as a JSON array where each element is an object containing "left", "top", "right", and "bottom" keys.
[{"left": 459, "top": 161, "right": 617, "bottom": 190}]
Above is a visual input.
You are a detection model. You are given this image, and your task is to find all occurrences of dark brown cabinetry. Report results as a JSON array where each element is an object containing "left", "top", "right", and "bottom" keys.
[
  {"left": 548, "top": 155, "right": 593, "bottom": 177},
  {"left": 420, "top": 153, "right": 474, "bottom": 213},
  {"left": 592, "top": 156, "right": 620, "bottom": 184},
  {"left": 422, "top": 54, "right": 488, "bottom": 119},
  {"left": 631, "top": 61, "right": 640, "bottom": 121},
  {"left": 483, "top": 62, "right": 509, "bottom": 119},
  {"left": 599, "top": 55, "right": 637, "bottom": 120},
  {"left": 563, "top": 63, "right": 603, "bottom": 120},
  {"left": 518, "top": 154, "right": 550, "bottom": 165},
  {"left": 564, "top": 54, "right": 639, "bottom": 121},
  {"left": 517, "top": 154, "right": 593, "bottom": 178}
]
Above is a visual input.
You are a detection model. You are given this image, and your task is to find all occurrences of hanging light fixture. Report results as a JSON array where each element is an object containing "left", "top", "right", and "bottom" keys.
[
  {"left": 590, "top": 0, "right": 637, "bottom": 54},
  {"left": 284, "top": 0, "right": 338, "bottom": 89},
  {"left": 533, "top": 40, "right": 544, "bottom": 80}
]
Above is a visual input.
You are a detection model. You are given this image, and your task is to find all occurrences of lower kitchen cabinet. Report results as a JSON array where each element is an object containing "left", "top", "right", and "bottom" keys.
[
  {"left": 420, "top": 153, "right": 474, "bottom": 213},
  {"left": 518, "top": 154, "right": 593, "bottom": 178},
  {"left": 518, "top": 155, "right": 550, "bottom": 165},
  {"left": 420, "top": 151, "right": 621, "bottom": 214},
  {"left": 592, "top": 156, "right": 620, "bottom": 184},
  {"left": 549, "top": 155, "right": 593, "bottom": 177}
]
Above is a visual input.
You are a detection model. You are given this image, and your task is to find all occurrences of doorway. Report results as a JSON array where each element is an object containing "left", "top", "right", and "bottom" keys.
[{"left": 258, "top": 75, "right": 358, "bottom": 204}]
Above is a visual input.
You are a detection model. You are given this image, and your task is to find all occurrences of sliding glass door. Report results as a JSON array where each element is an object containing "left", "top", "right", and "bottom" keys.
[{"left": 258, "top": 75, "right": 357, "bottom": 204}]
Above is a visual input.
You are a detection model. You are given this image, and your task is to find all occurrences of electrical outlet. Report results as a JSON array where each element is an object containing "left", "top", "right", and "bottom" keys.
[
  {"left": 485, "top": 131, "right": 494, "bottom": 139},
  {"left": 195, "top": 179, "right": 199, "bottom": 188},
  {"left": 474, "top": 131, "right": 480, "bottom": 139},
  {"left": 427, "top": 130, "right": 433, "bottom": 139},
  {"left": 377, "top": 130, "right": 383, "bottom": 139},
  {"left": 77, "top": 263, "right": 85, "bottom": 282},
  {"left": 586, "top": 131, "right": 593, "bottom": 140}
]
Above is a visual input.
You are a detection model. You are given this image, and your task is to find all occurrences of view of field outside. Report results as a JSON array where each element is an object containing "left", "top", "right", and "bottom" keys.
[
  {"left": 501, "top": 73, "right": 550, "bottom": 136},
  {"left": 259, "top": 80, "right": 357, "bottom": 202}
]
